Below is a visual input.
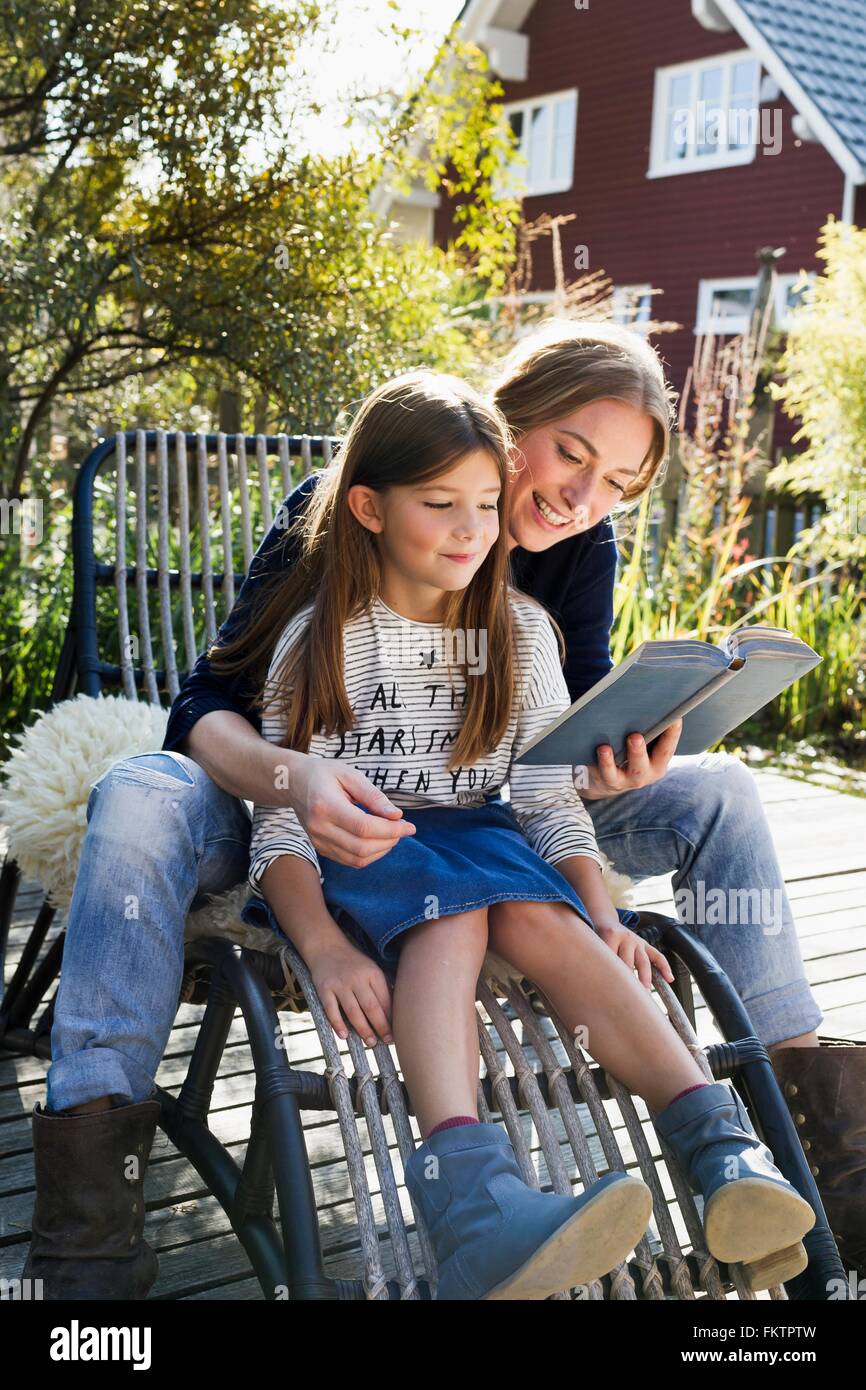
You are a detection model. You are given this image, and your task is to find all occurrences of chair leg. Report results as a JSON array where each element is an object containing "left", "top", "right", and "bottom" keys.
[
  {"left": 162, "top": 940, "right": 341, "bottom": 1300},
  {"left": 1, "top": 925, "right": 63, "bottom": 1055},
  {"left": 226, "top": 949, "right": 338, "bottom": 1300},
  {"left": 0, "top": 869, "right": 57, "bottom": 1040},
  {"left": 0, "top": 856, "right": 21, "bottom": 994}
]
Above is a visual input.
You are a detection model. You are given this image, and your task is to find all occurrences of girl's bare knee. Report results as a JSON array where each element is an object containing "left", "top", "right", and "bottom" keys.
[
  {"left": 489, "top": 899, "right": 593, "bottom": 949},
  {"left": 403, "top": 906, "right": 488, "bottom": 946}
]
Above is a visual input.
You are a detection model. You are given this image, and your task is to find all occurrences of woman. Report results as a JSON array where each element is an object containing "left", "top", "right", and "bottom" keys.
[{"left": 28, "top": 320, "right": 862, "bottom": 1301}]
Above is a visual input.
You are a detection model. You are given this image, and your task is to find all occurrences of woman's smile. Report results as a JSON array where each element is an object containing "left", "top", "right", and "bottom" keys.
[{"left": 531, "top": 490, "right": 575, "bottom": 530}]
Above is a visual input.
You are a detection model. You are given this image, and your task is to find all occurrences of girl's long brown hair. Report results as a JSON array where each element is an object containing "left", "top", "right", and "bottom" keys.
[{"left": 210, "top": 371, "right": 517, "bottom": 769}]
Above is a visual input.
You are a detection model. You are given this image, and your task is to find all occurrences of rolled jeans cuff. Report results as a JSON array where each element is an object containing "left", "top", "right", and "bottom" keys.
[
  {"left": 737, "top": 978, "right": 824, "bottom": 1050},
  {"left": 46, "top": 1047, "right": 158, "bottom": 1113}
]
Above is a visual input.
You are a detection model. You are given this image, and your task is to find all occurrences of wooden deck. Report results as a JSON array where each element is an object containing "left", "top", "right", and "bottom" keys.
[{"left": 2, "top": 766, "right": 864, "bottom": 1300}]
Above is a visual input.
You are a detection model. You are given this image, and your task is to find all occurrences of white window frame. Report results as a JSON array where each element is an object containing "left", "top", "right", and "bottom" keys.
[
  {"left": 648, "top": 49, "right": 762, "bottom": 177},
  {"left": 500, "top": 88, "right": 578, "bottom": 197},
  {"left": 695, "top": 273, "right": 817, "bottom": 335},
  {"left": 695, "top": 276, "right": 756, "bottom": 335},
  {"left": 611, "top": 284, "right": 654, "bottom": 331},
  {"left": 487, "top": 291, "right": 557, "bottom": 338},
  {"left": 492, "top": 291, "right": 557, "bottom": 312}
]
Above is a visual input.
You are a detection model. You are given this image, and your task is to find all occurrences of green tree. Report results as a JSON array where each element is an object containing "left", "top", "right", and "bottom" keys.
[
  {"left": 0, "top": 0, "right": 520, "bottom": 748},
  {"left": 0, "top": 0, "right": 519, "bottom": 497},
  {"left": 765, "top": 216, "right": 866, "bottom": 565}
]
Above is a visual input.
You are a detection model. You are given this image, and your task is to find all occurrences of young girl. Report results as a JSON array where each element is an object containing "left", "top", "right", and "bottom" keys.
[{"left": 214, "top": 371, "right": 815, "bottom": 1301}]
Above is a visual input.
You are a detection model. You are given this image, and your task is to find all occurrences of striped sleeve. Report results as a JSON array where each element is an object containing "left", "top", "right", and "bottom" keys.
[
  {"left": 508, "top": 603, "right": 603, "bottom": 869},
  {"left": 248, "top": 607, "right": 323, "bottom": 893}
]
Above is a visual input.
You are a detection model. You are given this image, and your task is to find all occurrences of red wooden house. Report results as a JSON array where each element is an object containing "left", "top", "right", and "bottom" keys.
[{"left": 385, "top": 0, "right": 866, "bottom": 556}]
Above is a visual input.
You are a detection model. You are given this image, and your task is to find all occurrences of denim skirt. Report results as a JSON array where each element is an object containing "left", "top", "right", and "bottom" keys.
[{"left": 242, "top": 795, "right": 641, "bottom": 982}]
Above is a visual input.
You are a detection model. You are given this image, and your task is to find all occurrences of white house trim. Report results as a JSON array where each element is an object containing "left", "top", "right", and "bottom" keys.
[
  {"left": 397, "top": 187, "right": 442, "bottom": 209},
  {"left": 710, "top": 0, "right": 866, "bottom": 183},
  {"left": 482, "top": 26, "right": 529, "bottom": 80},
  {"left": 691, "top": 0, "right": 733, "bottom": 32},
  {"left": 462, "top": 0, "right": 537, "bottom": 39}
]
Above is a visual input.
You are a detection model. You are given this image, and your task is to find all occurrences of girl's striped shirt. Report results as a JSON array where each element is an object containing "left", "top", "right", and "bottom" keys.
[{"left": 248, "top": 589, "right": 602, "bottom": 893}]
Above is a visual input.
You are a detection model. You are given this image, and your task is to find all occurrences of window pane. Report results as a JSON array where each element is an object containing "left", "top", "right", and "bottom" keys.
[
  {"left": 727, "top": 101, "right": 755, "bottom": 150},
  {"left": 635, "top": 291, "right": 652, "bottom": 323},
  {"left": 551, "top": 94, "right": 576, "bottom": 183},
  {"left": 729, "top": 59, "right": 757, "bottom": 149},
  {"left": 666, "top": 72, "right": 692, "bottom": 161},
  {"left": 698, "top": 65, "right": 723, "bottom": 156},
  {"left": 712, "top": 286, "right": 753, "bottom": 321},
  {"left": 731, "top": 58, "right": 758, "bottom": 100},
  {"left": 786, "top": 280, "right": 811, "bottom": 312},
  {"left": 496, "top": 109, "right": 527, "bottom": 198},
  {"left": 614, "top": 286, "right": 652, "bottom": 325},
  {"left": 699, "top": 65, "right": 723, "bottom": 102},
  {"left": 527, "top": 103, "right": 551, "bottom": 186}
]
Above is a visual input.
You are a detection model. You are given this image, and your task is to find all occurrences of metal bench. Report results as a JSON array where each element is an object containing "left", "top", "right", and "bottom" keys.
[{"left": 0, "top": 429, "right": 849, "bottom": 1300}]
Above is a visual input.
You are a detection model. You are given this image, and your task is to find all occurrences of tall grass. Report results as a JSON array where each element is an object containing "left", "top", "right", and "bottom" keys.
[{"left": 612, "top": 311, "right": 866, "bottom": 754}]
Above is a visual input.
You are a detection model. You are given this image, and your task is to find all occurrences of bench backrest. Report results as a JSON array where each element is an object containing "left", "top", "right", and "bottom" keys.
[{"left": 68, "top": 430, "right": 338, "bottom": 706}]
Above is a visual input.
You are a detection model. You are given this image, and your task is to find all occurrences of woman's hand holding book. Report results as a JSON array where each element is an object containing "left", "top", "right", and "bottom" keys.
[{"left": 578, "top": 719, "right": 683, "bottom": 800}]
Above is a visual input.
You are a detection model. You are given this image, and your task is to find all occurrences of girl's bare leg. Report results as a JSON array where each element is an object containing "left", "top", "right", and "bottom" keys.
[
  {"left": 391, "top": 907, "right": 489, "bottom": 1139},
  {"left": 488, "top": 901, "right": 706, "bottom": 1114}
]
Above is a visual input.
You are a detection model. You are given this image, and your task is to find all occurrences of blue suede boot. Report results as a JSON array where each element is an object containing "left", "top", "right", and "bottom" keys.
[
  {"left": 652, "top": 1081, "right": 816, "bottom": 1286},
  {"left": 404, "top": 1121, "right": 653, "bottom": 1300}
]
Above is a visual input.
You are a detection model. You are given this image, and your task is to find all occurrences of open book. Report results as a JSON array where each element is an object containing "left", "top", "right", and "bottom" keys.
[{"left": 514, "top": 625, "right": 821, "bottom": 769}]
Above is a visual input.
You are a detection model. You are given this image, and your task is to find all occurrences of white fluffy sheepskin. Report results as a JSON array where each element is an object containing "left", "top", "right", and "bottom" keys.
[
  {"left": 1, "top": 693, "right": 638, "bottom": 993},
  {"left": 0, "top": 694, "right": 172, "bottom": 911}
]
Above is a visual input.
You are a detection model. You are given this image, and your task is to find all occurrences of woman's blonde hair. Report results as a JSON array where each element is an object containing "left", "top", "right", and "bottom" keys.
[
  {"left": 209, "top": 370, "right": 517, "bottom": 769},
  {"left": 490, "top": 318, "right": 678, "bottom": 506}
]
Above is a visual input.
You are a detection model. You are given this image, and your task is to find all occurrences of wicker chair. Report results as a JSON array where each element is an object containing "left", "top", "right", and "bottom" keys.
[{"left": 0, "top": 430, "right": 848, "bottom": 1301}]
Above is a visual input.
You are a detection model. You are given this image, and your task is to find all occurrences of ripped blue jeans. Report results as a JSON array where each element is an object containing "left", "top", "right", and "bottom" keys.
[
  {"left": 45, "top": 747, "right": 822, "bottom": 1111},
  {"left": 46, "top": 752, "right": 252, "bottom": 1113}
]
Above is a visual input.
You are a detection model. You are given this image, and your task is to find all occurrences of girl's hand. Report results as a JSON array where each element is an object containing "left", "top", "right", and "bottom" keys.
[
  {"left": 578, "top": 720, "right": 683, "bottom": 800},
  {"left": 307, "top": 933, "right": 394, "bottom": 1047},
  {"left": 593, "top": 920, "right": 675, "bottom": 991}
]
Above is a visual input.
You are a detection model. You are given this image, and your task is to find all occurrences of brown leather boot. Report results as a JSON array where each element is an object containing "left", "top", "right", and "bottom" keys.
[
  {"left": 771, "top": 1037, "right": 866, "bottom": 1279},
  {"left": 22, "top": 1099, "right": 161, "bottom": 1300}
]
